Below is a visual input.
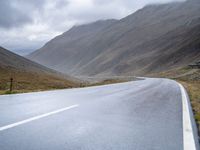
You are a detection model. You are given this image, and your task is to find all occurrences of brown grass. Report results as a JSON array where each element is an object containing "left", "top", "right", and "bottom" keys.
[
  {"left": 0, "top": 67, "right": 133, "bottom": 95},
  {"left": 0, "top": 67, "right": 79, "bottom": 94},
  {"left": 180, "top": 81, "right": 200, "bottom": 119}
]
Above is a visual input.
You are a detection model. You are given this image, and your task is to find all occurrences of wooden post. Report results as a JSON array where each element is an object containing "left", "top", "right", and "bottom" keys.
[{"left": 10, "top": 78, "right": 13, "bottom": 92}]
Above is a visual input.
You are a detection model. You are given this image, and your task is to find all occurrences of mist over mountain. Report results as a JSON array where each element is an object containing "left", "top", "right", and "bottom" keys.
[{"left": 28, "top": 0, "right": 200, "bottom": 77}]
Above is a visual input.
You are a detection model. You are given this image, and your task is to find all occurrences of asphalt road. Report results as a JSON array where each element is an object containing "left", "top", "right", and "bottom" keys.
[{"left": 0, "top": 78, "right": 199, "bottom": 150}]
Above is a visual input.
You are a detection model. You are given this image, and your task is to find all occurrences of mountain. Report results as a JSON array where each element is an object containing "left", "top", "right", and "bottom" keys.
[
  {"left": 0, "top": 46, "right": 79, "bottom": 93},
  {"left": 28, "top": 0, "right": 200, "bottom": 77}
]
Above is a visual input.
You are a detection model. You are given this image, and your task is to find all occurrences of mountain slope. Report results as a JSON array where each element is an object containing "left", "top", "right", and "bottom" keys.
[
  {"left": 28, "top": 0, "right": 200, "bottom": 77},
  {"left": 0, "top": 46, "right": 79, "bottom": 93},
  {"left": 28, "top": 19, "right": 117, "bottom": 72}
]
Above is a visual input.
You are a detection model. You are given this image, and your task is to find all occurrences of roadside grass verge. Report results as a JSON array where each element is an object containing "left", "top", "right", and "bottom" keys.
[
  {"left": 0, "top": 69, "right": 134, "bottom": 95},
  {"left": 179, "top": 80, "right": 200, "bottom": 135}
]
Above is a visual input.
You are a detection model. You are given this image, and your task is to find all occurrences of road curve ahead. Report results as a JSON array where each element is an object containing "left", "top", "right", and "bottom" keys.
[{"left": 0, "top": 78, "right": 199, "bottom": 150}]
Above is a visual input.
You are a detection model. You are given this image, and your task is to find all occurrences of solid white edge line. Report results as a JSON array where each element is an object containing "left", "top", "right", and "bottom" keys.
[
  {"left": 0, "top": 104, "right": 79, "bottom": 132},
  {"left": 178, "top": 83, "right": 196, "bottom": 150}
]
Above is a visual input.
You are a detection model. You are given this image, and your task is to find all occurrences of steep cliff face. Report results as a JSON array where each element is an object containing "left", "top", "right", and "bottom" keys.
[{"left": 28, "top": 0, "right": 200, "bottom": 77}]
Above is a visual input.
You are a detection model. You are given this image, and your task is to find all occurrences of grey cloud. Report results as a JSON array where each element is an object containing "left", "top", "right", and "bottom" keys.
[
  {"left": 54, "top": 0, "right": 69, "bottom": 8},
  {"left": 93, "top": 0, "right": 185, "bottom": 10},
  {"left": 0, "top": 0, "right": 47, "bottom": 29},
  {"left": 0, "top": 0, "right": 186, "bottom": 54},
  {"left": 93, "top": 0, "right": 114, "bottom": 5},
  {"left": 0, "top": 0, "right": 31, "bottom": 28}
]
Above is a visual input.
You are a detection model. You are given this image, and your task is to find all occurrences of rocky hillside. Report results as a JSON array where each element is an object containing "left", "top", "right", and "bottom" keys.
[{"left": 28, "top": 0, "right": 200, "bottom": 77}]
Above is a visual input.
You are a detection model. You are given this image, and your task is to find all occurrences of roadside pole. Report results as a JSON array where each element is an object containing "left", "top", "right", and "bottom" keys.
[{"left": 10, "top": 78, "right": 13, "bottom": 92}]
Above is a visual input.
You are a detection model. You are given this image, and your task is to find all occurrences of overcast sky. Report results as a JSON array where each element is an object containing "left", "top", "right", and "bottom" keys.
[{"left": 0, "top": 0, "right": 185, "bottom": 55}]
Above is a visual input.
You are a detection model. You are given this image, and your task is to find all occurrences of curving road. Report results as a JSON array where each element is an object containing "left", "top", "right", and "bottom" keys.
[{"left": 0, "top": 78, "right": 199, "bottom": 150}]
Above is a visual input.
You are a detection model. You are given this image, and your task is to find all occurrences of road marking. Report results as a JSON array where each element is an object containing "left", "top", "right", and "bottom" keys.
[
  {"left": 0, "top": 104, "right": 79, "bottom": 132},
  {"left": 178, "top": 83, "right": 197, "bottom": 150}
]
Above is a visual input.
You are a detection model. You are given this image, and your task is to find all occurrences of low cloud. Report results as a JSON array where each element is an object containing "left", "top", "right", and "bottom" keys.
[
  {"left": 0, "top": 0, "right": 31, "bottom": 28},
  {"left": 0, "top": 0, "right": 185, "bottom": 55}
]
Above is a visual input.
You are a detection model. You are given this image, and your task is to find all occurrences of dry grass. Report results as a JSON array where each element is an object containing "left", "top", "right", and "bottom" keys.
[
  {"left": 0, "top": 67, "right": 79, "bottom": 95},
  {"left": 180, "top": 81, "right": 200, "bottom": 126},
  {"left": 0, "top": 67, "right": 132, "bottom": 95}
]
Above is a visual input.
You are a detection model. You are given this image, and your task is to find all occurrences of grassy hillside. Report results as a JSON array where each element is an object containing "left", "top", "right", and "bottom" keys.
[
  {"left": 0, "top": 46, "right": 80, "bottom": 94},
  {"left": 0, "top": 66, "right": 79, "bottom": 94}
]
